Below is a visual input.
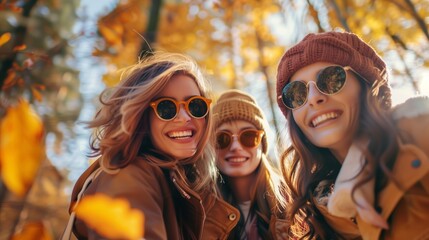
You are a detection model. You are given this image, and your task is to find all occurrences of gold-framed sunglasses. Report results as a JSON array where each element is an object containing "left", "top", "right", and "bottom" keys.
[{"left": 279, "top": 65, "right": 354, "bottom": 110}]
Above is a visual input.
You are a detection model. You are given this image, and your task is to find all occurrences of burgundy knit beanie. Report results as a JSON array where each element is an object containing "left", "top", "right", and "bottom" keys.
[
  {"left": 276, "top": 31, "right": 392, "bottom": 117},
  {"left": 212, "top": 89, "right": 269, "bottom": 154}
]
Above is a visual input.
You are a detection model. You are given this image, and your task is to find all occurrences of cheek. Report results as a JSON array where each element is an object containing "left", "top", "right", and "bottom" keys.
[
  {"left": 194, "top": 118, "right": 207, "bottom": 137},
  {"left": 254, "top": 148, "right": 262, "bottom": 163},
  {"left": 215, "top": 150, "right": 229, "bottom": 170},
  {"left": 149, "top": 114, "right": 164, "bottom": 142},
  {"left": 342, "top": 88, "right": 361, "bottom": 121},
  {"left": 292, "top": 110, "right": 306, "bottom": 130},
  {"left": 195, "top": 118, "right": 206, "bottom": 128},
  {"left": 348, "top": 99, "right": 361, "bottom": 129},
  {"left": 215, "top": 149, "right": 227, "bottom": 161}
]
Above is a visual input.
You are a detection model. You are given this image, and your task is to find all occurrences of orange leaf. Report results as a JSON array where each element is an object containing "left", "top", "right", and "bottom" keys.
[
  {"left": 31, "top": 87, "right": 43, "bottom": 102},
  {"left": 0, "top": 99, "right": 45, "bottom": 196},
  {"left": 2, "top": 70, "right": 17, "bottom": 90},
  {"left": 11, "top": 221, "right": 52, "bottom": 240},
  {"left": 13, "top": 44, "right": 26, "bottom": 51},
  {"left": 98, "top": 24, "right": 122, "bottom": 46},
  {"left": 75, "top": 194, "right": 144, "bottom": 239},
  {"left": 0, "top": 32, "right": 11, "bottom": 46}
]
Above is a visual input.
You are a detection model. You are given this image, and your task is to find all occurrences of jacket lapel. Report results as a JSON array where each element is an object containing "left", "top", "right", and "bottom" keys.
[{"left": 357, "top": 144, "right": 429, "bottom": 239}]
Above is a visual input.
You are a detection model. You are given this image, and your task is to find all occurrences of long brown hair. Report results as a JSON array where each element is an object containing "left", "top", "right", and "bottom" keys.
[
  {"left": 85, "top": 52, "right": 217, "bottom": 194},
  {"left": 281, "top": 74, "right": 399, "bottom": 239}
]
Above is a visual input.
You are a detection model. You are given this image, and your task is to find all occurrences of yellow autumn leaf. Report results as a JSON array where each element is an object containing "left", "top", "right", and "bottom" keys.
[
  {"left": 0, "top": 32, "right": 11, "bottom": 46},
  {"left": 11, "top": 221, "right": 52, "bottom": 240},
  {"left": 75, "top": 194, "right": 144, "bottom": 240},
  {"left": 98, "top": 24, "right": 122, "bottom": 47},
  {"left": 0, "top": 99, "right": 45, "bottom": 197}
]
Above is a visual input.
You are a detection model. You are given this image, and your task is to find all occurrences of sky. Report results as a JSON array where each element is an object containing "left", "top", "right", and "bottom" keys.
[{"left": 47, "top": 0, "right": 119, "bottom": 186}]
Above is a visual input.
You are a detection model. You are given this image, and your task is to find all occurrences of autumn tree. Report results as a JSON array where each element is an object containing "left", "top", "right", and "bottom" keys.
[
  {"left": 306, "top": 0, "right": 429, "bottom": 93},
  {"left": 93, "top": 0, "right": 428, "bottom": 152}
]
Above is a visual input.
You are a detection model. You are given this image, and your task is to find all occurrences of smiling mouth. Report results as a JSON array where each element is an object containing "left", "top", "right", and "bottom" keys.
[
  {"left": 226, "top": 157, "right": 248, "bottom": 163},
  {"left": 311, "top": 112, "right": 339, "bottom": 127},
  {"left": 168, "top": 130, "right": 193, "bottom": 139}
]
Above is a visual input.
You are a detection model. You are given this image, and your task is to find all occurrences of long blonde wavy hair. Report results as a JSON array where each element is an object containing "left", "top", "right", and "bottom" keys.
[{"left": 86, "top": 52, "right": 217, "bottom": 194}]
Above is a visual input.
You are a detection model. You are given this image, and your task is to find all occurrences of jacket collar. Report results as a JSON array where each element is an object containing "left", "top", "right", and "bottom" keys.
[{"left": 357, "top": 143, "right": 429, "bottom": 239}]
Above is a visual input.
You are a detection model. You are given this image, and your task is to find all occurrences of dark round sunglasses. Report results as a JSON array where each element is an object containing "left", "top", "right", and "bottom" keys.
[
  {"left": 279, "top": 66, "right": 352, "bottom": 110},
  {"left": 216, "top": 129, "right": 264, "bottom": 149},
  {"left": 150, "top": 96, "right": 212, "bottom": 121}
]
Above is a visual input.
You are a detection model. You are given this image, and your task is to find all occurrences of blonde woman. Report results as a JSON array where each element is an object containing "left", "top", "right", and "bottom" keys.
[
  {"left": 212, "top": 90, "right": 289, "bottom": 240},
  {"left": 69, "top": 52, "right": 239, "bottom": 239}
]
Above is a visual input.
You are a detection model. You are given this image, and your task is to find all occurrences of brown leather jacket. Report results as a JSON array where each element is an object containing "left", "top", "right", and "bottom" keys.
[
  {"left": 357, "top": 99, "right": 429, "bottom": 240},
  {"left": 70, "top": 158, "right": 239, "bottom": 239},
  {"left": 314, "top": 97, "right": 429, "bottom": 240}
]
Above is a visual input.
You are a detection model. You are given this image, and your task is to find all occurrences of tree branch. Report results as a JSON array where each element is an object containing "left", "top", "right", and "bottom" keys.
[{"left": 328, "top": 0, "right": 351, "bottom": 32}]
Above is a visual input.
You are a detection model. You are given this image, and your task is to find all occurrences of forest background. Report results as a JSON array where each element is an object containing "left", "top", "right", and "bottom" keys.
[{"left": 1, "top": 0, "right": 428, "bottom": 239}]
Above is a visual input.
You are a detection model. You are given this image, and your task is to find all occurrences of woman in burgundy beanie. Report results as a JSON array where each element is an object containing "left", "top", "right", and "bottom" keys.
[{"left": 276, "top": 31, "right": 429, "bottom": 239}]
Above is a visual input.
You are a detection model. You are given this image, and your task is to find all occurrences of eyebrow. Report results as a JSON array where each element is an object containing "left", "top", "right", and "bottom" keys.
[{"left": 151, "top": 94, "right": 201, "bottom": 101}]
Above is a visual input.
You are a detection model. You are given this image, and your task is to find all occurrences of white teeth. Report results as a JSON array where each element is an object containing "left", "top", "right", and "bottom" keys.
[
  {"left": 227, "top": 157, "right": 247, "bottom": 163},
  {"left": 168, "top": 130, "right": 192, "bottom": 139},
  {"left": 312, "top": 112, "right": 338, "bottom": 127}
]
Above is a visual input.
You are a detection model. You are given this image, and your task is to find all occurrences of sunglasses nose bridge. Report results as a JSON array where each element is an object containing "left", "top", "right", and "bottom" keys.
[
  {"left": 174, "top": 101, "right": 192, "bottom": 120},
  {"left": 228, "top": 134, "right": 243, "bottom": 149},
  {"left": 306, "top": 81, "right": 318, "bottom": 94},
  {"left": 306, "top": 81, "right": 327, "bottom": 106},
  {"left": 307, "top": 81, "right": 319, "bottom": 92}
]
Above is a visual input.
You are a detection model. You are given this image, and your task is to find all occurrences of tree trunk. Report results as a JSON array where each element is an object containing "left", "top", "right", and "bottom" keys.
[
  {"left": 328, "top": 0, "right": 351, "bottom": 32},
  {"left": 139, "top": 0, "right": 163, "bottom": 58},
  {"left": 255, "top": 30, "right": 281, "bottom": 149}
]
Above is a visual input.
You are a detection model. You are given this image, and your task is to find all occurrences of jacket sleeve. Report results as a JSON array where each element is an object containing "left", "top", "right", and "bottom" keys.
[{"left": 85, "top": 162, "right": 170, "bottom": 240}]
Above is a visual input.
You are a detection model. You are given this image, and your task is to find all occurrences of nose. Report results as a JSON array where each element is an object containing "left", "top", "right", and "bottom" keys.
[
  {"left": 229, "top": 135, "right": 242, "bottom": 151},
  {"left": 174, "top": 104, "right": 191, "bottom": 122},
  {"left": 306, "top": 82, "right": 327, "bottom": 107}
]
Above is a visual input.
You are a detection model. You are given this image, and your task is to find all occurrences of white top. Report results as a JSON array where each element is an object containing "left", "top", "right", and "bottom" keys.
[{"left": 238, "top": 200, "right": 251, "bottom": 221}]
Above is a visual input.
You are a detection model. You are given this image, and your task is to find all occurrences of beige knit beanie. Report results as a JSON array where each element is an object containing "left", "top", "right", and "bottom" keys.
[
  {"left": 212, "top": 89, "right": 269, "bottom": 154},
  {"left": 276, "top": 31, "right": 392, "bottom": 117}
]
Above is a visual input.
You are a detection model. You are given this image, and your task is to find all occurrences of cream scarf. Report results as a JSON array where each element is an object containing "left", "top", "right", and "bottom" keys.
[
  {"left": 327, "top": 141, "right": 389, "bottom": 229},
  {"left": 327, "top": 96, "right": 429, "bottom": 229}
]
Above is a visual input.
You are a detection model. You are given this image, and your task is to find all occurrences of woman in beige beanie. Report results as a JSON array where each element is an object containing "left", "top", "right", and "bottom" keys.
[
  {"left": 212, "top": 89, "right": 289, "bottom": 240},
  {"left": 276, "top": 30, "right": 429, "bottom": 239}
]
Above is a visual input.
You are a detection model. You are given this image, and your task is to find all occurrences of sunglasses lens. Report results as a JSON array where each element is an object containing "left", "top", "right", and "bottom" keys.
[
  {"left": 317, "top": 66, "right": 346, "bottom": 94},
  {"left": 188, "top": 97, "right": 209, "bottom": 118},
  {"left": 156, "top": 100, "right": 177, "bottom": 120},
  {"left": 216, "top": 132, "right": 231, "bottom": 149},
  {"left": 281, "top": 81, "right": 308, "bottom": 109},
  {"left": 240, "top": 130, "right": 261, "bottom": 148}
]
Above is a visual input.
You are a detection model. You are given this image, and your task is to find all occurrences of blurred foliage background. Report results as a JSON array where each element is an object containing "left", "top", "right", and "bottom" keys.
[{"left": 0, "top": 0, "right": 428, "bottom": 239}]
